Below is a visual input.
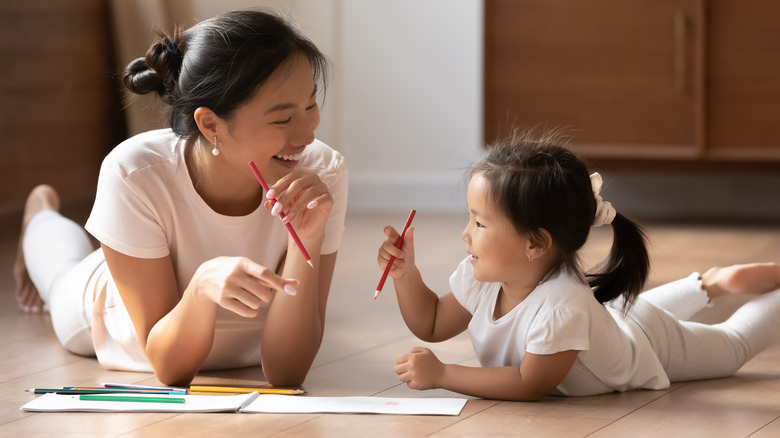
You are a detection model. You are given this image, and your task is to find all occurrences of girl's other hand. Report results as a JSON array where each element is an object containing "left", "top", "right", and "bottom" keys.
[
  {"left": 377, "top": 226, "right": 416, "bottom": 280},
  {"left": 193, "top": 256, "right": 299, "bottom": 317},
  {"left": 394, "top": 347, "right": 444, "bottom": 390},
  {"left": 264, "top": 169, "right": 332, "bottom": 240}
]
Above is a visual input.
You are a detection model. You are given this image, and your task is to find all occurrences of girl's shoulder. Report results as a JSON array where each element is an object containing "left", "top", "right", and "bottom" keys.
[
  {"left": 534, "top": 269, "right": 596, "bottom": 310},
  {"left": 449, "top": 258, "right": 499, "bottom": 313}
]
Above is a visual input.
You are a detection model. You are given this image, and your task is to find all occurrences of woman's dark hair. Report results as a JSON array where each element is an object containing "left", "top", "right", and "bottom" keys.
[
  {"left": 122, "top": 10, "right": 329, "bottom": 142},
  {"left": 468, "top": 131, "right": 650, "bottom": 312}
]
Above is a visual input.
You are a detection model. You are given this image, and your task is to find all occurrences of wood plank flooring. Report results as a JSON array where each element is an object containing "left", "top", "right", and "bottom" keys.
[{"left": 2, "top": 211, "right": 780, "bottom": 437}]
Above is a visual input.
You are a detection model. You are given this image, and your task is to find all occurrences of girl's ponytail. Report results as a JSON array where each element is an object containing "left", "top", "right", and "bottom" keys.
[{"left": 587, "top": 213, "right": 650, "bottom": 312}]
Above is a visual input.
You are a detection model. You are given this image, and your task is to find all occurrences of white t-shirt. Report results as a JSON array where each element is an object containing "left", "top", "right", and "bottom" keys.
[
  {"left": 449, "top": 258, "right": 669, "bottom": 396},
  {"left": 84, "top": 129, "right": 348, "bottom": 372}
]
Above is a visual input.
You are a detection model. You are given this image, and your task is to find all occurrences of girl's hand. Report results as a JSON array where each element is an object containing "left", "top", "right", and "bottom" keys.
[
  {"left": 265, "top": 169, "right": 333, "bottom": 240},
  {"left": 394, "top": 347, "right": 444, "bottom": 390},
  {"left": 192, "top": 256, "right": 299, "bottom": 318},
  {"left": 377, "top": 226, "right": 416, "bottom": 280}
]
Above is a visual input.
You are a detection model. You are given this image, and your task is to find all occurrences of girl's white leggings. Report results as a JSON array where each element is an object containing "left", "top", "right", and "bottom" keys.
[
  {"left": 632, "top": 273, "right": 780, "bottom": 382},
  {"left": 23, "top": 210, "right": 100, "bottom": 356}
]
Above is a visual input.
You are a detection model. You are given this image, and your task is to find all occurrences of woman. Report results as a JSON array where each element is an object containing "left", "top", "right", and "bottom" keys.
[{"left": 14, "top": 10, "right": 347, "bottom": 387}]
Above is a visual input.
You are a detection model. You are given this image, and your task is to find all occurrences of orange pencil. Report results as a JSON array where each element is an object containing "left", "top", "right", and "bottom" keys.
[
  {"left": 374, "top": 209, "right": 416, "bottom": 300},
  {"left": 248, "top": 161, "right": 314, "bottom": 269}
]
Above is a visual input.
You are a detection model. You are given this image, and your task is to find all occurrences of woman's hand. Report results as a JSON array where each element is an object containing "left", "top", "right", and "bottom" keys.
[
  {"left": 192, "top": 256, "right": 299, "bottom": 318},
  {"left": 377, "top": 226, "right": 417, "bottom": 281},
  {"left": 395, "top": 347, "right": 445, "bottom": 390},
  {"left": 265, "top": 169, "right": 333, "bottom": 240}
]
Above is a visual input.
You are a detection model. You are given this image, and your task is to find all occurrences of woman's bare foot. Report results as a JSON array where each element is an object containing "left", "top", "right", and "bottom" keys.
[
  {"left": 14, "top": 185, "right": 60, "bottom": 312},
  {"left": 700, "top": 263, "right": 780, "bottom": 300}
]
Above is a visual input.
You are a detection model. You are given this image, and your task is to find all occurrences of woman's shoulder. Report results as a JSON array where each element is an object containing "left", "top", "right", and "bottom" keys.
[
  {"left": 300, "top": 139, "right": 346, "bottom": 175},
  {"left": 102, "top": 129, "right": 181, "bottom": 177}
]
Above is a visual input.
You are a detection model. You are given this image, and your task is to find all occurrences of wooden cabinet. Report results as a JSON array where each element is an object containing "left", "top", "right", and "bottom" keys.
[
  {"left": 484, "top": 0, "right": 780, "bottom": 165},
  {"left": 0, "top": 0, "right": 124, "bottom": 216}
]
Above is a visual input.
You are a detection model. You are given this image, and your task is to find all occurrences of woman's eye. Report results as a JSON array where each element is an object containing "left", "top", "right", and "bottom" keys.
[
  {"left": 273, "top": 118, "right": 292, "bottom": 125},
  {"left": 475, "top": 221, "right": 485, "bottom": 228},
  {"left": 306, "top": 103, "right": 317, "bottom": 111}
]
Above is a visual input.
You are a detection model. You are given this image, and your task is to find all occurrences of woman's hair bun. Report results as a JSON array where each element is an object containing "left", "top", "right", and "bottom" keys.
[{"left": 122, "top": 29, "right": 183, "bottom": 105}]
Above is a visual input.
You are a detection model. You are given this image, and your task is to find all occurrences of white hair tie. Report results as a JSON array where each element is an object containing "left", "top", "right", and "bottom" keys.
[{"left": 590, "top": 172, "right": 616, "bottom": 227}]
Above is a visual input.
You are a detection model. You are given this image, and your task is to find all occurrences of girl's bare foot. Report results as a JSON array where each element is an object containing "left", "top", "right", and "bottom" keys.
[
  {"left": 700, "top": 263, "right": 780, "bottom": 300},
  {"left": 14, "top": 185, "right": 60, "bottom": 312}
]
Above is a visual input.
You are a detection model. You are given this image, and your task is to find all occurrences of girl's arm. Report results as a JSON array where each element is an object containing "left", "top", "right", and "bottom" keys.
[
  {"left": 395, "top": 347, "right": 580, "bottom": 401},
  {"left": 102, "top": 246, "right": 293, "bottom": 386},
  {"left": 379, "top": 227, "right": 472, "bottom": 342}
]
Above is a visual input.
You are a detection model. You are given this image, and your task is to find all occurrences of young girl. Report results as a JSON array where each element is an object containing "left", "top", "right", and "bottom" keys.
[
  {"left": 377, "top": 133, "right": 780, "bottom": 400},
  {"left": 14, "top": 10, "right": 347, "bottom": 387}
]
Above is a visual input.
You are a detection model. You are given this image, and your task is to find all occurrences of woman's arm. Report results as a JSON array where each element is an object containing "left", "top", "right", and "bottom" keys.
[
  {"left": 395, "top": 347, "right": 580, "bottom": 401},
  {"left": 102, "top": 245, "right": 293, "bottom": 386},
  {"left": 258, "top": 168, "right": 337, "bottom": 386},
  {"left": 260, "top": 245, "right": 337, "bottom": 386}
]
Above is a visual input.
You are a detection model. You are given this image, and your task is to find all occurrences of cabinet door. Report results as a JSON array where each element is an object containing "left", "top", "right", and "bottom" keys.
[
  {"left": 484, "top": 0, "right": 704, "bottom": 159},
  {"left": 706, "top": 0, "right": 780, "bottom": 161}
]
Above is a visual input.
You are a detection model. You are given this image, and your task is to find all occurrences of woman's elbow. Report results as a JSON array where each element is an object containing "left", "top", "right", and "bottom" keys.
[
  {"left": 152, "top": 363, "right": 196, "bottom": 387},
  {"left": 263, "top": 367, "right": 307, "bottom": 387}
]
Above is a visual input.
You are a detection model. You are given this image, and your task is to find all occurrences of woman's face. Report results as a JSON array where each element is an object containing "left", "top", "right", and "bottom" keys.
[
  {"left": 461, "top": 173, "right": 532, "bottom": 283},
  {"left": 218, "top": 53, "right": 320, "bottom": 184}
]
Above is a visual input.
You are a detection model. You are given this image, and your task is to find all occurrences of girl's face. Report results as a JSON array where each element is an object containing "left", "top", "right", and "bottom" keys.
[
  {"left": 218, "top": 53, "right": 320, "bottom": 184},
  {"left": 462, "top": 174, "right": 533, "bottom": 283}
]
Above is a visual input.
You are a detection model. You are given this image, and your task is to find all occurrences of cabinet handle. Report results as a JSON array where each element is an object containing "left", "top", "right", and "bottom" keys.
[{"left": 674, "top": 11, "right": 687, "bottom": 92}]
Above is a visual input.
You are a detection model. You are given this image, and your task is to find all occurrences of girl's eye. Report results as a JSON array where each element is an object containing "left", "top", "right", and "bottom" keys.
[
  {"left": 306, "top": 102, "right": 317, "bottom": 111},
  {"left": 475, "top": 221, "right": 485, "bottom": 228},
  {"left": 273, "top": 118, "right": 292, "bottom": 125}
]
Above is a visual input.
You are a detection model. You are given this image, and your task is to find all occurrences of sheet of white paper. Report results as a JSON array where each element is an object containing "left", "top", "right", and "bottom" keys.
[
  {"left": 241, "top": 395, "right": 467, "bottom": 416},
  {"left": 20, "top": 392, "right": 257, "bottom": 413}
]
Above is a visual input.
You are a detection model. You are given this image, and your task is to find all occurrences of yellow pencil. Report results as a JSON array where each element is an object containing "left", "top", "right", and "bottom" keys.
[{"left": 189, "top": 385, "right": 305, "bottom": 395}]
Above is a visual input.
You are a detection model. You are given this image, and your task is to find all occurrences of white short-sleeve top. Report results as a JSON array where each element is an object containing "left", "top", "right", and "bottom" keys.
[
  {"left": 449, "top": 258, "right": 669, "bottom": 396},
  {"left": 84, "top": 129, "right": 348, "bottom": 372}
]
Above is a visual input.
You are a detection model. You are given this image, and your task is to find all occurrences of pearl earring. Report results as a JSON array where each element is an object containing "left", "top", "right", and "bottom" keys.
[
  {"left": 528, "top": 255, "right": 533, "bottom": 262},
  {"left": 211, "top": 136, "right": 220, "bottom": 156}
]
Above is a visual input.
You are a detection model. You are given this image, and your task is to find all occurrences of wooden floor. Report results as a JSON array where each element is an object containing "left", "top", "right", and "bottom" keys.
[{"left": 2, "top": 210, "right": 780, "bottom": 437}]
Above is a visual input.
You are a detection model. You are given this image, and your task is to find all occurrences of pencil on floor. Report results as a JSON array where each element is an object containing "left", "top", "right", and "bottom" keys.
[
  {"left": 78, "top": 395, "right": 185, "bottom": 404},
  {"left": 189, "top": 385, "right": 305, "bottom": 395}
]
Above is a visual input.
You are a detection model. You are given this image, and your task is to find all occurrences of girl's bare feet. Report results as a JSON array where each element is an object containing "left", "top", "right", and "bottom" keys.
[
  {"left": 14, "top": 185, "right": 60, "bottom": 312},
  {"left": 700, "top": 263, "right": 780, "bottom": 300}
]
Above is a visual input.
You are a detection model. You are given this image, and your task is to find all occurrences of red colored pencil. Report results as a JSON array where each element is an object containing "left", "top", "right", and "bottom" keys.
[
  {"left": 248, "top": 161, "right": 314, "bottom": 269},
  {"left": 374, "top": 209, "right": 416, "bottom": 300}
]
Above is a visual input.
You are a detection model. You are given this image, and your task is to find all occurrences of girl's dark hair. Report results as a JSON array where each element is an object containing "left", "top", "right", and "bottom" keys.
[
  {"left": 469, "top": 131, "right": 650, "bottom": 311},
  {"left": 122, "top": 10, "right": 329, "bottom": 142}
]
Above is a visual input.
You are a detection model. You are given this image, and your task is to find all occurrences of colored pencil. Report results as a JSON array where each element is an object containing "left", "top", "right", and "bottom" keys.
[
  {"left": 189, "top": 385, "right": 305, "bottom": 395},
  {"left": 101, "top": 382, "right": 187, "bottom": 392},
  {"left": 248, "top": 161, "right": 314, "bottom": 269},
  {"left": 26, "top": 388, "right": 185, "bottom": 395},
  {"left": 374, "top": 209, "right": 416, "bottom": 300},
  {"left": 78, "top": 395, "right": 185, "bottom": 404}
]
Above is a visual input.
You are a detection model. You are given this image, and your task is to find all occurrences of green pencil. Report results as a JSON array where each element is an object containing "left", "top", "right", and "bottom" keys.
[{"left": 78, "top": 395, "right": 185, "bottom": 404}]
